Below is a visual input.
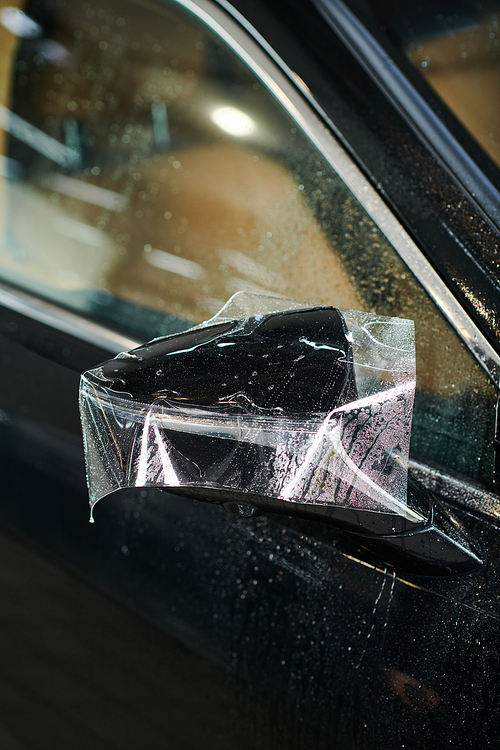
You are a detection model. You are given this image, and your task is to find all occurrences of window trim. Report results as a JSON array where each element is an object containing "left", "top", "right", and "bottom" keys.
[
  {"left": 312, "top": 0, "right": 500, "bottom": 231},
  {"left": 0, "top": 281, "right": 138, "bottom": 354}
]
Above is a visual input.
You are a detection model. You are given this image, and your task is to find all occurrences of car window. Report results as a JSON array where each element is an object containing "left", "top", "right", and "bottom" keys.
[
  {"left": 361, "top": 0, "right": 500, "bottom": 170},
  {"left": 0, "top": 0, "right": 497, "bottom": 489}
]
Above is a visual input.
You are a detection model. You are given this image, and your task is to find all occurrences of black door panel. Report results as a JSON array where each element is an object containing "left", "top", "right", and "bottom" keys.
[{"left": 1, "top": 431, "right": 500, "bottom": 748}]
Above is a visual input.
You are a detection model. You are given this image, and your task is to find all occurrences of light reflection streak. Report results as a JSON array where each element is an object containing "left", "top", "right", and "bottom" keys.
[
  {"left": 299, "top": 336, "right": 346, "bottom": 354},
  {"left": 136, "top": 407, "right": 153, "bottom": 487},
  {"left": 199, "top": 297, "right": 225, "bottom": 315},
  {"left": 41, "top": 173, "right": 127, "bottom": 212},
  {"left": 151, "top": 102, "right": 171, "bottom": 150},
  {"left": 153, "top": 420, "right": 179, "bottom": 485},
  {"left": 330, "top": 381, "right": 415, "bottom": 415},
  {"left": 220, "top": 248, "right": 285, "bottom": 290},
  {"left": 0, "top": 104, "right": 80, "bottom": 167},
  {"left": 0, "top": 7, "right": 41, "bottom": 38},
  {"left": 136, "top": 405, "right": 182, "bottom": 487},
  {"left": 145, "top": 248, "right": 206, "bottom": 280},
  {"left": 37, "top": 39, "right": 72, "bottom": 66},
  {"left": 55, "top": 216, "right": 107, "bottom": 247}
]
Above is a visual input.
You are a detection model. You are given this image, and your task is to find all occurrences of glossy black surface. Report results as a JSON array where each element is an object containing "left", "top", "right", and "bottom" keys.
[
  {"left": 0, "top": 423, "right": 498, "bottom": 748},
  {"left": 100, "top": 307, "right": 356, "bottom": 416},
  {"left": 172, "top": 472, "right": 481, "bottom": 575}
]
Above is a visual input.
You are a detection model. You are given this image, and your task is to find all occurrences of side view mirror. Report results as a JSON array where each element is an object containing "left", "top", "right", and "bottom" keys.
[{"left": 80, "top": 294, "right": 481, "bottom": 576}]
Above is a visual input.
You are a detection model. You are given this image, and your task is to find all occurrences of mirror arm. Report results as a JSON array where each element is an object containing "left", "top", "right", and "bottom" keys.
[{"left": 170, "top": 475, "right": 482, "bottom": 576}]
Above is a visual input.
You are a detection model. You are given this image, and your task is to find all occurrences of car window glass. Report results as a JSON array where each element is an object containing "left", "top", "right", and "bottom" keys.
[
  {"left": 0, "top": 0, "right": 497, "bottom": 488},
  {"left": 361, "top": 0, "right": 500, "bottom": 170}
]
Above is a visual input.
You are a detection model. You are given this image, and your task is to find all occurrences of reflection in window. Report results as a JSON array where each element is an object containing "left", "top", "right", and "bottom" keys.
[
  {"left": 0, "top": 0, "right": 497, "bottom": 486},
  {"left": 367, "top": 0, "right": 500, "bottom": 169}
]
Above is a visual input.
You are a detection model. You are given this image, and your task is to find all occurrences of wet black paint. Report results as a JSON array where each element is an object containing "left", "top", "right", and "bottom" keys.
[{"left": 100, "top": 307, "right": 357, "bottom": 417}]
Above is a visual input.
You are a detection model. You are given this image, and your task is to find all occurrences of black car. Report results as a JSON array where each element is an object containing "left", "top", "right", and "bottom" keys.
[{"left": 1, "top": 0, "right": 500, "bottom": 747}]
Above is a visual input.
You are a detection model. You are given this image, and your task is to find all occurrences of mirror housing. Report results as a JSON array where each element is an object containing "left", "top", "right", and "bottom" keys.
[{"left": 80, "top": 295, "right": 481, "bottom": 575}]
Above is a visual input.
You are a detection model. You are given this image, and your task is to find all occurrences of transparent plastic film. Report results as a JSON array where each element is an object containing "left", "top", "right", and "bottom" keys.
[{"left": 79, "top": 293, "right": 419, "bottom": 522}]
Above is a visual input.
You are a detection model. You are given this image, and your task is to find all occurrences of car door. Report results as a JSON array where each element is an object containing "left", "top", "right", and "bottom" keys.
[{"left": 1, "top": 0, "right": 500, "bottom": 748}]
